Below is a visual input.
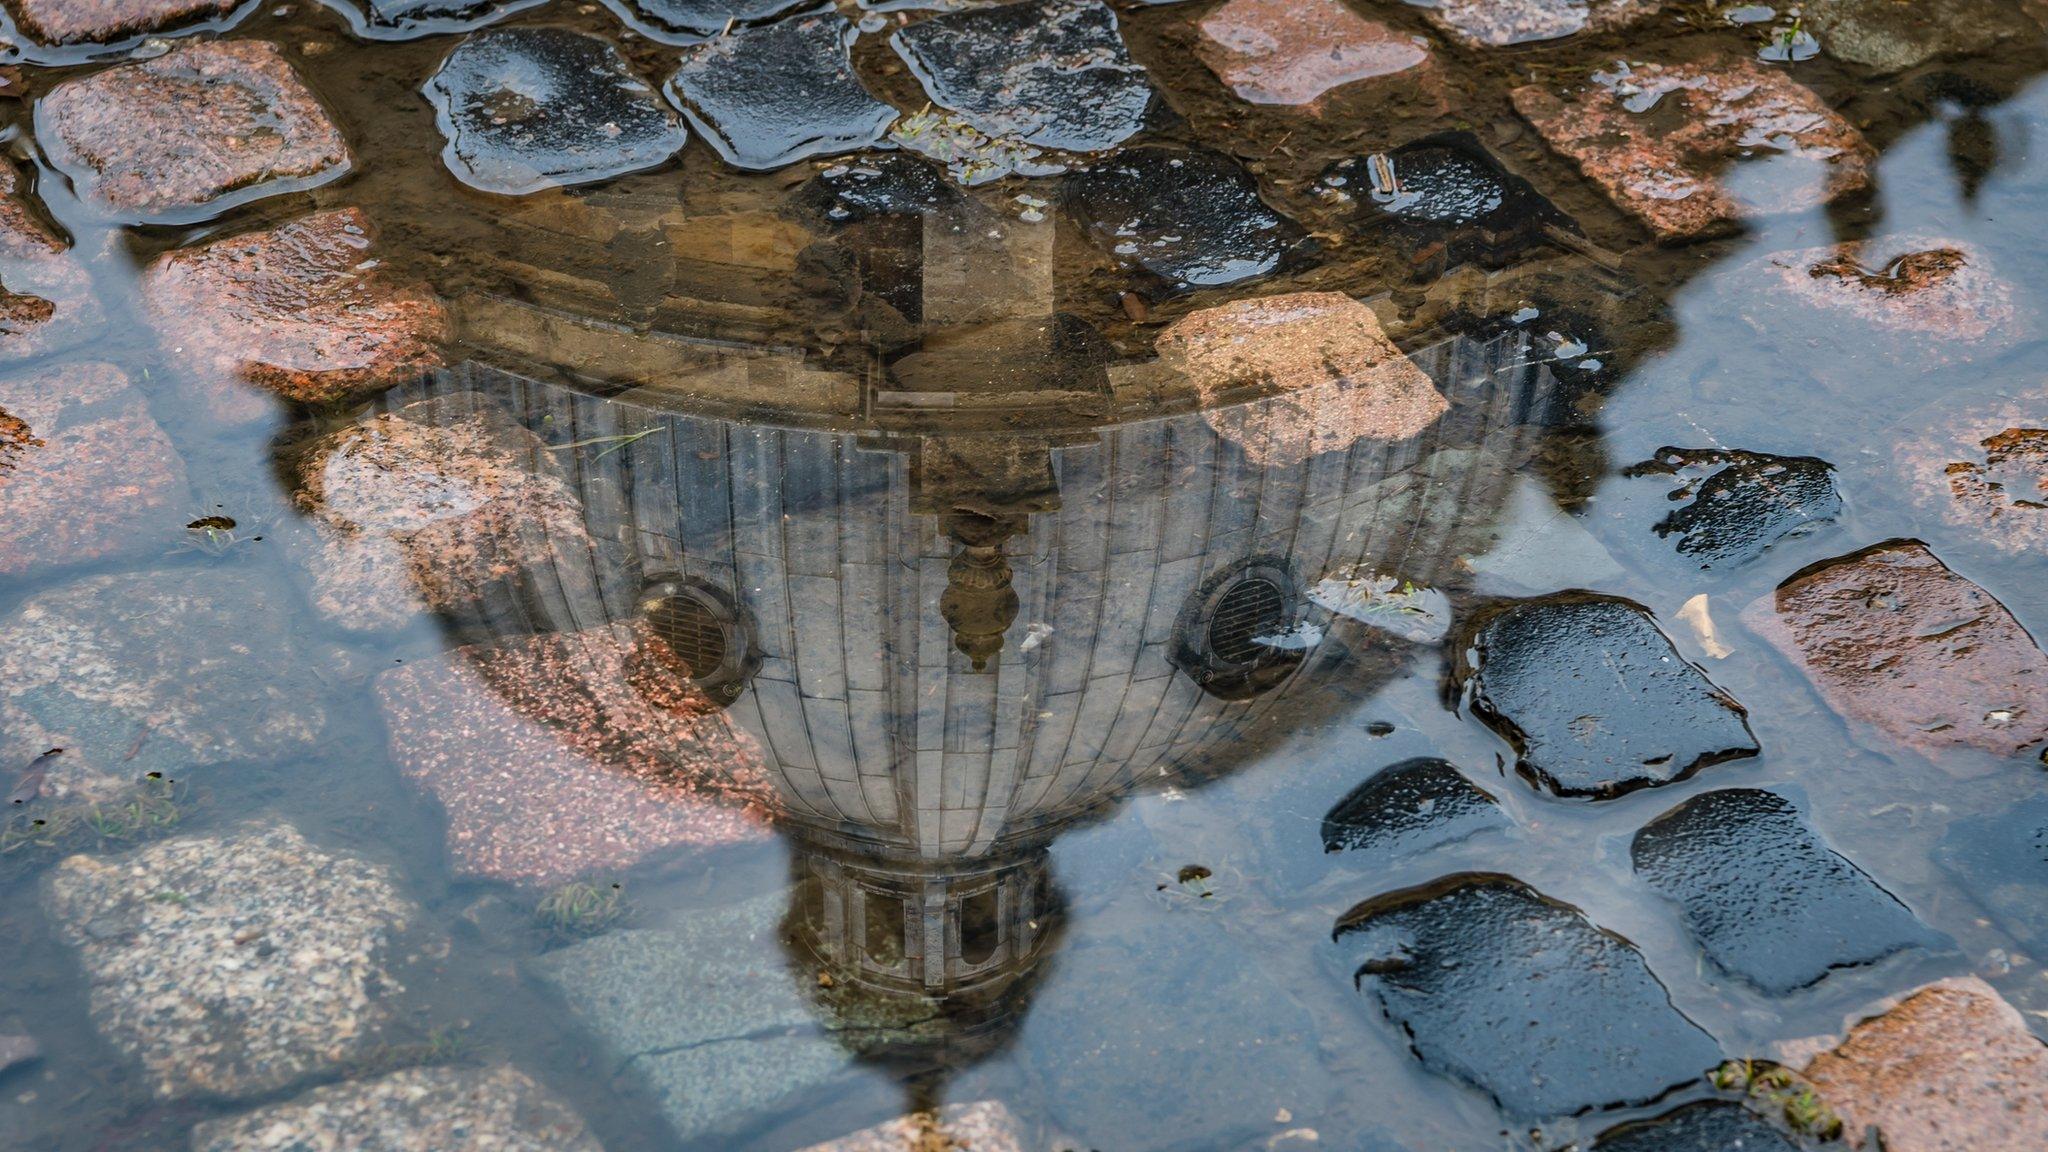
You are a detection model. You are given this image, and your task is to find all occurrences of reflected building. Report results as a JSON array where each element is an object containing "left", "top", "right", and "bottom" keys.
[{"left": 356, "top": 171, "right": 1656, "bottom": 1077}]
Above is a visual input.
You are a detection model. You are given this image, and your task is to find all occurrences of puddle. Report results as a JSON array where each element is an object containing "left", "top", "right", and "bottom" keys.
[{"left": 2, "top": 2, "right": 2048, "bottom": 1150}]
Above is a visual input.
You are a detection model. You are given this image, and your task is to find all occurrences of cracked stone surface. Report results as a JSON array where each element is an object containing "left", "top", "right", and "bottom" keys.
[
  {"left": 1336, "top": 876, "right": 1721, "bottom": 1120},
  {"left": 424, "top": 28, "right": 687, "bottom": 195},
  {"left": 0, "top": 361, "right": 186, "bottom": 583},
  {"left": 1513, "top": 58, "right": 1872, "bottom": 241},
  {"left": 666, "top": 13, "right": 896, "bottom": 171},
  {"left": 1631, "top": 789, "right": 1939, "bottom": 994},
  {"left": 286, "top": 391, "right": 596, "bottom": 633},
  {"left": 190, "top": 1064, "right": 604, "bottom": 1151},
  {"left": 36, "top": 40, "right": 352, "bottom": 222},
  {"left": 1743, "top": 540, "right": 2048, "bottom": 760},
  {"left": 1454, "top": 593, "right": 1759, "bottom": 797},
  {"left": 42, "top": 823, "right": 414, "bottom": 1100},
  {"left": 892, "top": 0, "right": 1153, "bottom": 155},
  {"left": 1802, "top": 977, "right": 2048, "bottom": 1152},
  {"left": 528, "top": 893, "right": 850, "bottom": 1146},
  {"left": 141, "top": 208, "right": 449, "bottom": 414},
  {"left": 374, "top": 624, "right": 777, "bottom": 889},
  {"left": 1196, "top": 0, "right": 1428, "bottom": 106},
  {"left": 0, "top": 568, "right": 332, "bottom": 799}
]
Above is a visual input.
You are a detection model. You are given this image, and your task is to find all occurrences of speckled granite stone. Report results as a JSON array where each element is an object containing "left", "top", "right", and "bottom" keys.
[
  {"left": 374, "top": 624, "right": 776, "bottom": 888},
  {"left": 190, "top": 1064, "right": 604, "bottom": 1151},
  {"left": 1744, "top": 541, "right": 2048, "bottom": 760},
  {"left": 1803, "top": 977, "right": 2048, "bottom": 1152},
  {"left": 1157, "top": 292, "right": 1447, "bottom": 466},
  {"left": 529, "top": 894, "right": 850, "bottom": 1146},
  {"left": 0, "top": 568, "right": 333, "bottom": 800},
  {"left": 141, "top": 208, "right": 448, "bottom": 413},
  {"left": 1514, "top": 58, "right": 1872, "bottom": 241},
  {"left": 0, "top": 362, "right": 186, "bottom": 582},
  {"left": 1196, "top": 0, "right": 1428, "bottom": 106},
  {"left": 0, "top": 161, "right": 100, "bottom": 363},
  {"left": 36, "top": 40, "right": 352, "bottom": 222},
  {"left": 43, "top": 823, "right": 414, "bottom": 1100},
  {"left": 286, "top": 392, "right": 594, "bottom": 632},
  {"left": 3, "top": 0, "right": 243, "bottom": 47}
]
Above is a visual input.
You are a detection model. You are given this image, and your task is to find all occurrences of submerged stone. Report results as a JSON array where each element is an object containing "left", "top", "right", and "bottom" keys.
[
  {"left": 892, "top": 0, "right": 1154, "bottom": 155},
  {"left": 1029, "top": 919, "right": 1329, "bottom": 1151},
  {"left": 1066, "top": 146, "right": 1309, "bottom": 290},
  {"left": 0, "top": 1034, "right": 37, "bottom": 1077},
  {"left": 796, "top": 1102, "right": 1030, "bottom": 1152},
  {"left": 0, "top": 161, "right": 99, "bottom": 365},
  {"left": 286, "top": 392, "right": 596, "bottom": 633},
  {"left": 1325, "top": 132, "right": 1574, "bottom": 272},
  {"left": 424, "top": 28, "right": 686, "bottom": 196},
  {"left": 42, "top": 823, "right": 414, "bottom": 1100},
  {"left": 529, "top": 894, "right": 851, "bottom": 1145},
  {"left": 0, "top": 568, "right": 330, "bottom": 795},
  {"left": 1406, "top": 0, "right": 1661, "bottom": 47},
  {"left": 335, "top": 0, "right": 537, "bottom": 38},
  {"left": 36, "top": 40, "right": 352, "bottom": 223},
  {"left": 1900, "top": 389, "right": 2048, "bottom": 557},
  {"left": 1593, "top": 1102, "right": 1797, "bottom": 1151},
  {"left": 1631, "top": 789, "right": 1938, "bottom": 994},
  {"left": 0, "top": 362, "right": 186, "bottom": 583},
  {"left": 1623, "top": 447, "right": 1841, "bottom": 569},
  {"left": 1513, "top": 58, "right": 1872, "bottom": 242},
  {"left": 1737, "top": 236, "right": 2020, "bottom": 387},
  {"left": 2, "top": 0, "right": 243, "bottom": 50},
  {"left": 374, "top": 624, "right": 776, "bottom": 889},
  {"left": 1743, "top": 541, "right": 2048, "bottom": 760},
  {"left": 1155, "top": 292, "right": 1446, "bottom": 466},
  {"left": 191, "top": 1064, "right": 602, "bottom": 1151},
  {"left": 1336, "top": 876, "right": 1720, "bottom": 1119},
  {"left": 1802, "top": 977, "right": 2048, "bottom": 1152},
  {"left": 140, "top": 208, "right": 449, "bottom": 413},
  {"left": 1803, "top": 0, "right": 2035, "bottom": 73},
  {"left": 792, "top": 154, "right": 961, "bottom": 226},
  {"left": 666, "top": 13, "right": 896, "bottom": 171},
  {"left": 604, "top": 0, "right": 809, "bottom": 41},
  {"left": 1455, "top": 595, "right": 1758, "bottom": 798},
  {"left": 1195, "top": 0, "right": 1428, "bottom": 106},
  {"left": 1321, "top": 758, "right": 1509, "bottom": 864},
  {"left": 1936, "top": 794, "right": 2048, "bottom": 955}
]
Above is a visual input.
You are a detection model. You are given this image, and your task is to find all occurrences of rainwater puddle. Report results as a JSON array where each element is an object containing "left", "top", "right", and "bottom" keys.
[{"left": 2, "top": 2, "right": 2047, "bottom": 1150}]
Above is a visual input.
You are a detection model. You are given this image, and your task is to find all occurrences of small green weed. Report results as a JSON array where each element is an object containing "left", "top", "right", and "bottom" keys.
[
  {"left": 1709, "top": 1059, "right": 1845, "bottom": 1140},
  {"left": 535, "top": 882, "right": 630, "bottom": 940},
  {"left": 0, "top": 774, "right": 185, "bottom": 856}
]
